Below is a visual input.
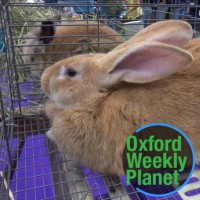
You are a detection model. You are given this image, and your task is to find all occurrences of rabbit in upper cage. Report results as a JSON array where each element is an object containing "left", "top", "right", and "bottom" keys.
[
  {"left": 23, "top": 14, "right": 124, "bottom": 78},
  {"left": 41, "top": 20, "right": 200, "bottom": 177}
]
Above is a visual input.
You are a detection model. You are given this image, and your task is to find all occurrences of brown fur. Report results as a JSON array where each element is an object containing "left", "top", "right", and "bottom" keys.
[
  {"left": 41, "top": 20, "right": 200, "bottom": 175},
  {"left": 115, "top": 20, "right": 193, "bottom": 48},
  {"left": 23, "top": 18, "right": 124, "bottom": 78}
]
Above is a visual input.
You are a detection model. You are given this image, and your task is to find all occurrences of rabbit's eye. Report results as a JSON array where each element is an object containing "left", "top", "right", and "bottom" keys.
[{"left": 65, "top": 68, "right": 77, "bottom": 77}]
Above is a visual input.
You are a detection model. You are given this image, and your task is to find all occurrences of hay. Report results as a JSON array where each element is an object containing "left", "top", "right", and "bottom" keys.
[
  {"left": 0, "top": 0, "right": 62, "bottom": 115},
  {"left": 10, "top": 0, "right": 60, "bottom": 81},
  {"left": 9, "top": 0, "right": 85, "bottom": 81}
]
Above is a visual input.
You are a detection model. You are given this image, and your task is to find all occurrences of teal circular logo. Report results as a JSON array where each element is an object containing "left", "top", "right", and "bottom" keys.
[{"left": 122, "top": 123, "right": 196, "bottom": 197}]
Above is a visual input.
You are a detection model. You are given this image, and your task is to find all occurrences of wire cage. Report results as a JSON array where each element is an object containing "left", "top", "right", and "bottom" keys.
[{"left": 0, "top": 0, "right": 200, "bottom": 199}]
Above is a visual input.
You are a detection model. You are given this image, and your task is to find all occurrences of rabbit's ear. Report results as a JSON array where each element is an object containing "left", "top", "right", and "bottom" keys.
[
  {"left": 98, "top": 41, "right": 193, "bottom": 87},
  {"left": 116, "top": 20, "right": 193, "bottom": 50},
  {"left": 39, "top": 14, "right": 61, "bottom": 44}
]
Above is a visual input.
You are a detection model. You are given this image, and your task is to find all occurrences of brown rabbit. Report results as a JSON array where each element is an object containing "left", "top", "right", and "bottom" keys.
[
  {"left": 41, "top": 20, "right": 200, "bottom": 176},
  {"left": 23, "top": 15, "right": 124, "bottom": 78}
]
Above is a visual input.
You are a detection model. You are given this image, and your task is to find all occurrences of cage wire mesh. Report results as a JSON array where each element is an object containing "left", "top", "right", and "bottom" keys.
[{"left": 0, "top": 0, "right": 200, "bottom": 199}]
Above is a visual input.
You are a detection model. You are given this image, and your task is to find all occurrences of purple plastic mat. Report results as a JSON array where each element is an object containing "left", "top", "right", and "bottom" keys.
[
  {"left": 0, "top": 139, "right": 18, "bottom": 171},
  {"left": 9, "top": 135, "right": 55, "bottom": 200},
  {"left": 81, "top": 166, "right": 110, "bottom": 199},
  {"left": 2, "top": 134, "right": 199, "bottom": 200}
]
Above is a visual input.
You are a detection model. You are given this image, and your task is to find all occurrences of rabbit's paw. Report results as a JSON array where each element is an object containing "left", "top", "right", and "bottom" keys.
[{"left": 46, "top": 128, "right": 54, "bottom": 140}]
